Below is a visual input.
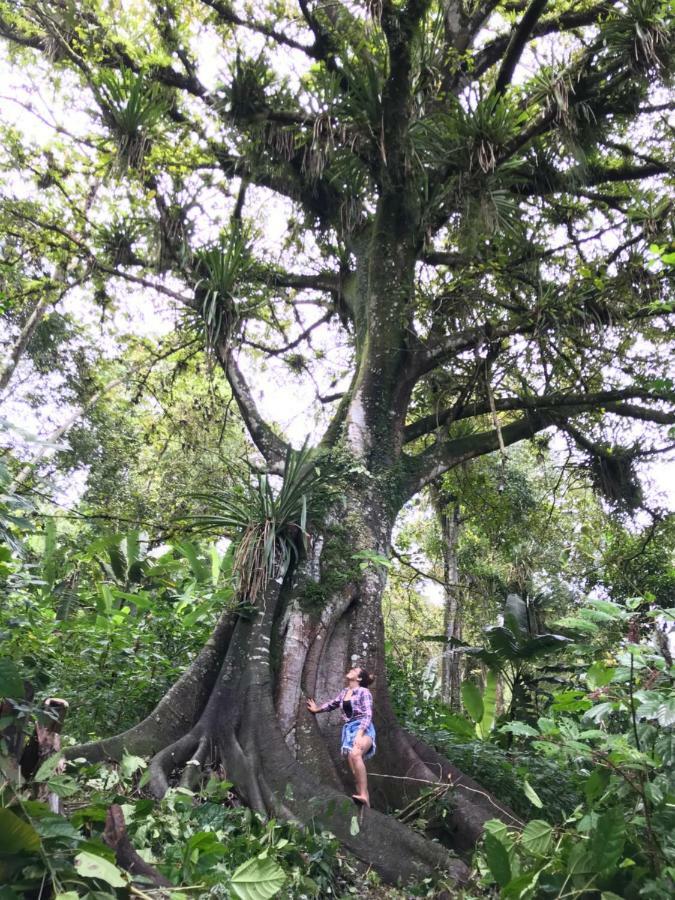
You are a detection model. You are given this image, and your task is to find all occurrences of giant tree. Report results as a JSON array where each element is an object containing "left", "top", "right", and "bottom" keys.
[{"left": 1, "top": 0, "right": 674, "bottom": 885}]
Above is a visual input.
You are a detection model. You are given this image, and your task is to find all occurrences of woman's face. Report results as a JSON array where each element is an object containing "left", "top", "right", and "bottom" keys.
[{"left": 345, "top": 667, "right": 361, "bottom": 684}]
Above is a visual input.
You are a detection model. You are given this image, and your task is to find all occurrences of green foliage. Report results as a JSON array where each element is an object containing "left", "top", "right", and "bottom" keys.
[
  {"left": 387, "top": 656, "right": 582, "bottom": 823},
  {"left": 190, "top": 442, "right": 333, "bottom": 604},
  {"left": 0, "top": 454, "right": 31, "bottom": 554},
  {"left": 1, "top": 511, "right": 235, "bottom": 738},
  {"left": 460, "top": 672, "right": 498, "bottom": 740},
  {"left": 0, "top": 742, "right": 344, "bottom": 899},
  {"left": 194, "top": 226, "right": 251, "bottom": 351},
  {"left": 470, "top": 600, "right": 675, "bottom": 899},
  {"left": 96, "top": 67, "right": 168, "bottom": 169}
]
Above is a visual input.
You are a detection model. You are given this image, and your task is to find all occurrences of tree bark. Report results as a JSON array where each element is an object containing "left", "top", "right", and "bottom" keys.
[
  {"left": 430, "top": 483, "right": 464, "bottom": 710},
  {"left": 0, "top": 294, "right": 52, "bottom": 397}
]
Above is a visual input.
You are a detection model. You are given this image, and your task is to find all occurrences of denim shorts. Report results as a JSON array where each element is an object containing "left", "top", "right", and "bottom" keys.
[{"left": 340, "top": 719, "right": 377, "bottom": 760}]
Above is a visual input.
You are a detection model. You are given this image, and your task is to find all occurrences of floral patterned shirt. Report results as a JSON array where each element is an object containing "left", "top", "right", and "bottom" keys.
[{"left": 317, "top": 686, "right": 373, "bottom": 731}]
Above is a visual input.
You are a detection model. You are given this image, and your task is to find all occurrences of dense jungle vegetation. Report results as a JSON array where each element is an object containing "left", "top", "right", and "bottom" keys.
[{"left": 1, "top": 0, "right": 674, "bottom": 898}]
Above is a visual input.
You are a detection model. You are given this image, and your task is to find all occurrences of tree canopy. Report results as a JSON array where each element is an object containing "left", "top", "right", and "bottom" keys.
[{"left": 1, "top": 0, "right": 673, "bottom": 505}]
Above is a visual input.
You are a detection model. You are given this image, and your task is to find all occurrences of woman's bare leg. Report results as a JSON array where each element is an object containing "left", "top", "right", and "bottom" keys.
[{"left": 349, "top": 734, "right": 372, "bottom": 806}]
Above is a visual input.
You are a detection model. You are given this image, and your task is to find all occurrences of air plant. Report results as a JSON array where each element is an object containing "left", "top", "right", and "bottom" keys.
[
  {"left": 193, "top": 226, "right": 250, "bottom": 352},
  {"left": 604, "top": 0, "right": 673, "bottom": 76},
  {"left": 97, "top": 68, "right": 168, "bottom": 170},
  {"left": 227, "top": 51, "right": 275, "bottom": 121},
  {"left": 564, "top": 424, "right": 645, "bottom": 513},
  {"left": 97, "top": 216, "right": 144, "bottom": 267},
  {"left": 189, "top": 443, "right": 327, "bottom": 604}
]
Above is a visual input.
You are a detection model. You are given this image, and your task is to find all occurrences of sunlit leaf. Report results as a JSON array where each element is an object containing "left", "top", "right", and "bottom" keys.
[
  {"left": 521, "top": 820, "right": 553, "bottom": 856},
  {"left": 229, "top": 854, "right": 286, "bottom": 900},
  {"left": 523, "top": 779, "right": 543, "bottom": 808},
  {"left": 461, "top": 681, "right": 484, "bottom": 724},
  {"left": 74, "top": 850, "right": 128, "bottom": 887}
]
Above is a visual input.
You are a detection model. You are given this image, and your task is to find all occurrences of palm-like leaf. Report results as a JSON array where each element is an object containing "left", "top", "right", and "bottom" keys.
[
  {"left": 194, "top": 227, "right": 250, "bottom": 350},
  {"left": 604, "top": 0, "right": 673, "bottom": 76},
  {"left": 188, "top": 442, "right": 329, "bottom": 604},
  {"left": 96, "top": 68, "right": 168, "bottom": 169}
]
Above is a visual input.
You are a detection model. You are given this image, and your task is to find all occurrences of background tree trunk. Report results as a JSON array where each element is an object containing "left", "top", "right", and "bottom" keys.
[{"left": 431, "top": 483, "right": 464, "bottom": 710}]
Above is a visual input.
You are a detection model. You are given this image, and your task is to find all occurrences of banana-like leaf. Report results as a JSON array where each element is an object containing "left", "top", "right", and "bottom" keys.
[
  {"left": 462, "top": 681, "right": 484, "bottom": 724},
  {"left": 504, "top": 593, "right": 530, "bottom": 636},
  {"left": 477, "top": 669, "right": 498, "bottom": 739}
]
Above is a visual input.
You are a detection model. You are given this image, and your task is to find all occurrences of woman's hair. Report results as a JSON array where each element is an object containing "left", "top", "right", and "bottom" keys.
[{"left": 358, "top": 667, "right": 374, "bottom": 687}]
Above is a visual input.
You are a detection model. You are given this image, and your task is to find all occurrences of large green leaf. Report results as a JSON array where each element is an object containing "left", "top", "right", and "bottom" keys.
[
  {"left": 484, "top": 625, "right": 520, "bottom": 658},
  {"left": 500, "top": 721, "right": 539, "bottom": 737},
  {"left": 657, "top": 697, "right": 675, "bottom": 727},
  {"left": 34, "top": 753, "right": 64, "bottom": 782},
  {"left": 521, "top": 820, "right": 553, "bottom": 856},
  {"left": 586, "top": 662, "right": 617, "bottom": 690},
  {"left": 519, "top": 633, "right": 572, "bottom": 659},
  {"left": 175, "top": 540, "right": 207, "bottom": 582},
  {"left": 484, "top": 832, "right": 512, "bottom": 886},
  {"left": 589, "top": 808, "right": 625, "bottom": 872},
  {"left": 501, "top": 870, "right": 541, "bottom": 899},
  {"left": 504, "top": 593, "right": 529, "bottom": 635},
  {"left": 584, "top": 767, "right": 610, "bottom": 802},
  {"left": 0, "top": 808, "right": 41, "bottom": 853},
  {"left": 654, "top": 731, "right": 675, "bottom": 766},
  {"left": 439, "top": 713, "right": 477, "bottom": 739},
  {"left": 229, "top": 855, "right": 286, "bottom": 900},
  {"left": 461, "top": 681, "right": 484, "bottom": 724},
  {"left": 74, "top": 850, "right": 127, "bottom": 887},
  {"left": 104, "top": 539, "right": 127, "bottom": 581},
  {"left": 124, "top": 530, "right": 140, "bottom": 568},
  {"left": 477, "top": 669, "right": 497, "bottom": 739},
  {"left": 120, "top": 752, "right": 147, "bottom": 778}
]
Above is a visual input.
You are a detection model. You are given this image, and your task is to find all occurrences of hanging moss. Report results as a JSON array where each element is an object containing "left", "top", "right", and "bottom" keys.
[{"left": 588, "top": 446, "right": 643, "bottom": 512}]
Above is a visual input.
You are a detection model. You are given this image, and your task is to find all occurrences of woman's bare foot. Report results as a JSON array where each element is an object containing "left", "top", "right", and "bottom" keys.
[{"left": 352, "top": 793, "right": 370, "bottom": 807}]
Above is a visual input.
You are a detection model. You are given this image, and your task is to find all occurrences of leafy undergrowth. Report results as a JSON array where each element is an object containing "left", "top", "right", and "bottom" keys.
[
  {"left": 1, "top": 750, "right": 351, "bottom": 899},
  {"left": 1, "top": 740, "right": 466, "bottom": 900},
  {"left": 389, "top": 598, "right": 675, "bottom": 899}
]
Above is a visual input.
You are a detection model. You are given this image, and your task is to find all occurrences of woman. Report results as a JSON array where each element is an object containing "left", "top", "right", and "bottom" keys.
[{"left": 307, "top": 666, "right": 376, "bottom": 807}]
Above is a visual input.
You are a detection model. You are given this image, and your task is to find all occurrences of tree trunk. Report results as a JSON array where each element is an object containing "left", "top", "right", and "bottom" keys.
[
  {"left": 67, "top": 490, "right": 516, "bottom": 886},
  {"left": 0, "top": 295, "right": 53, "bottom": 397},
  {"left": 430, "top": 483, "right": 463, "bottom": 710}
]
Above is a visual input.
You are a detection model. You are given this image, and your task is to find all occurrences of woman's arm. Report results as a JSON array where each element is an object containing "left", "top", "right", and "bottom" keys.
[{"left": 307, "top": 689, "right": 344, "bottom": 714}]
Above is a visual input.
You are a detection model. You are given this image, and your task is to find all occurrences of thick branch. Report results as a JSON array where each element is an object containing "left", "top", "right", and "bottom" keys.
[
  {"left": 413, "top": 319, "right": 532, "bottom": 380},
  {"left": 241, "top": 310, "right": 333, "bottom": 356},
  {"left": 512, "top": 160, "right": 672, "bottom": 199},
  {"left": 200, "top": 0, "right": 318, "bottom": 57},
  {"left": 1, "top": 292, "right": 53, "bottom": 396},
  {"left": 215, "top": 342, "right": 289, "bottom": 467},
  {"left": 472, "top": 1, "right": 616, "bottom": 81},
  {"left": 421, "top": 250, "right": 468, "bottom": 268},
  {"left": 0, "top": 9, "right": 343, "bottom": 219},
  {"left": 296, "top": 0, "right": 341, "bottom": 73},
  {"left": 403, "top": 412, "right": 556, "bottom": 498},
  {"left": 494, "top": 0, "right": 550, "bottom": 96},
  {"left": 404, "top": 389, "right": 675, "bottom": 442},
  {"left": 264, "top": 269, "right": 341, "bottom": 294}
]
